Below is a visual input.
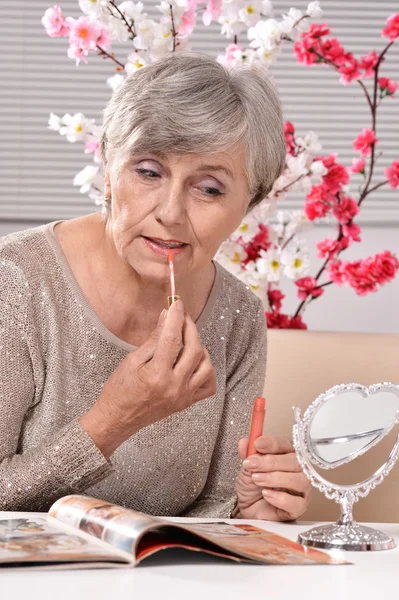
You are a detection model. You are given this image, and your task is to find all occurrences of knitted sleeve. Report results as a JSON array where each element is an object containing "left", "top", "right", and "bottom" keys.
[
  {"left": 180, "top": 297, "right": 267, "bottom": 518},
  {"left": 0, "top": 259, "right": 112, "bottom": 511}
]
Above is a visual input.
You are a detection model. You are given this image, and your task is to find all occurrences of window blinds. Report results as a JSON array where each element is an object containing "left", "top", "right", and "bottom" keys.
[{"left": 1, "top": 0, "right": 398, "bottom": 223}]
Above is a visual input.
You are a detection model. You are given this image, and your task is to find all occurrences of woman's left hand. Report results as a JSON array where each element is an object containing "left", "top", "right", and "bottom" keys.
[{"left": 235, "top": 436, "right": 311, "bottom": 521}]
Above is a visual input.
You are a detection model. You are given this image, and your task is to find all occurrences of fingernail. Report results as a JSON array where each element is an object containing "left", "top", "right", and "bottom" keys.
[
  {"left": 243, "top": 457, "right": 259, "bottom": 469},
  {"left": 158, "top": 309, "right": 167, "bottom": 323},
  {"left": 251, "top": 473, "right": 263, "bottom": 481},
  {"left": 262, "top": 489, "right": 276, "bottom": 498}
]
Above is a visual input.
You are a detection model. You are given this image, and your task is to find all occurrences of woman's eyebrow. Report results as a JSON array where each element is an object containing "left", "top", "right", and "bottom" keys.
[{"left": 196, "top": 164, "right": 234, "bottom": 180}]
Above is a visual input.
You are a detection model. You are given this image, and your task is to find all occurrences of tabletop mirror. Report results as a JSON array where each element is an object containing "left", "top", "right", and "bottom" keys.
[{"left": 293, "top": 382, "right": 399, "bottom": 551}]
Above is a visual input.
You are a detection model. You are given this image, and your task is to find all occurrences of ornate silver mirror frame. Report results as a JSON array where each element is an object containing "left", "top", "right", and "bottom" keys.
[{"left": 293, "top": 382, "right": 399, "bottom": 551}]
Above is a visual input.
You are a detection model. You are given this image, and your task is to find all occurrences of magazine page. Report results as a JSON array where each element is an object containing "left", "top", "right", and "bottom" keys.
[
  {"left": 135, "top": 521, "right": 350, "bottom": 566},
  {"left": 49, "top": 495, "right": 160, "bottom": 559},
  {"left": 0, "top": 515, "right": 129, "bottom": 568}
]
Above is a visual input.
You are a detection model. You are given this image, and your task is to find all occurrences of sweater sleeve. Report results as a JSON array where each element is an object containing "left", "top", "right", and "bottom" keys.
[
  {"left": 0, "top": 259, "right": 112, "bottom": 511},
  {"left": 180, "top": 297, "right": 267, "bottom": 518}
]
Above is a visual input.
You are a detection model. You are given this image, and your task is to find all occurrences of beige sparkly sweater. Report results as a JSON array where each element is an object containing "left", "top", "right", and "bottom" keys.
[{"left": 0, "top": 221, "right": 267, "bottom": 517}]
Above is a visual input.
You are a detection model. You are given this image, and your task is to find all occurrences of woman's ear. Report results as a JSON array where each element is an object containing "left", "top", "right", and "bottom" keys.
[{"left": 104, "top": 171, "right": 112, "bottom": 199}]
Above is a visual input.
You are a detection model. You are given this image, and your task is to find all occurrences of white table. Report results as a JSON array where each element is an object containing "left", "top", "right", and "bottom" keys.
[{"left": 1, "top": 512, "right": 398, "bottom": 600}]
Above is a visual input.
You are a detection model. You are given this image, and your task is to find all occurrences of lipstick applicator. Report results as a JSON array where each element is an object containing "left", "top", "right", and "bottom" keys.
[{"left": 167, "top": 251, "right": 180, "bottom": 308}]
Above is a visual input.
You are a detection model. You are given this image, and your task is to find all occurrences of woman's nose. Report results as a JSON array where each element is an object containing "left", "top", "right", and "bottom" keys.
[{"left": 153, "top": 188, "right": 186, "bottom": 227}]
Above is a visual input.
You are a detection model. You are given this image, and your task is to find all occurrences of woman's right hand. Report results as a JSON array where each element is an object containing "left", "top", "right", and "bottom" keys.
[{"left": 79, "top": 299, "right": 216, "bottom": 458}]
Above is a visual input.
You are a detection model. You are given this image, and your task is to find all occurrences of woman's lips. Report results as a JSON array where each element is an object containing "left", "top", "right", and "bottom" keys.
[{"left": 142, "top": 236, "right": 188, "bottom": 257}]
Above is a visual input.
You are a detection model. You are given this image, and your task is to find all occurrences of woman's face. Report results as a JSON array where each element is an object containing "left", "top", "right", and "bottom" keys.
[{"left": 104, "top": 147, "right": 251, "bottom": 284}]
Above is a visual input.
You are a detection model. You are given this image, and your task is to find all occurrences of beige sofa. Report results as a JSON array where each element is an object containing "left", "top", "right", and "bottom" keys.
[{"left": 263, "top": 330, "right": 399, "bottom": 523}]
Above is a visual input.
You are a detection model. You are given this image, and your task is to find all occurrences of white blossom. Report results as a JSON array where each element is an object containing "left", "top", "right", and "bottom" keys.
[
  {"left": 281, "top": 248, "right": 310, "bottom": 279},
  {"left": 256, "top": 248, "right": 283, "bottom": 282},
  {"left": 296, "top": 130, "right": 322, "bottom": 154},
  {"left": 59, "top": 113, "right": 94, "bottom": 142},
  {"left": 125, "top": 52, "right": 147, "bottom": 74},
  {"left": 306, "top": 1, "right": 323, "bottom": 19},
  {"left": 78, "top": 0, "right": 108, "bottom": 18},
  {"left": 106, "top": 73, "right": 126, "bottom": 90},
  {"left": 48, "top": 113, "right": 62, "bottom": 132},
  {"left": 73, "top": 165, "right": 100, "bottom": 194},
  {"left": 310, "top": 159, "right": 328, "bottom": 179},
  {"left": 118, "top": 1, "right": 145, "bottom": 20}
]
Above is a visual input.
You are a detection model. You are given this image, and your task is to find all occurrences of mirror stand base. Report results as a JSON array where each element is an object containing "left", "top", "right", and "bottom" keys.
[{"left": 298, "top": 522, "right": 396, "bottom": 551}]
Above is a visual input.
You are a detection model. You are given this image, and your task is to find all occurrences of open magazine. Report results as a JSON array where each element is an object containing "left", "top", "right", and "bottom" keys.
[{"left": 0, "top": 495, "right": 348, "bottom": 568}]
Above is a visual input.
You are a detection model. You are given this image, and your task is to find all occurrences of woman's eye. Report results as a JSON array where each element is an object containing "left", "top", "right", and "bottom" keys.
[
  {"left": 136, "top": 168, "right": 160, "bottom": 179},
  {"left": 203, "top": 187, "right": 223, "bottom": 197}
]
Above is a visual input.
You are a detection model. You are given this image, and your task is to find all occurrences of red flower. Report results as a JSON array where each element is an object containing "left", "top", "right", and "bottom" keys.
[
  {"left": 308, "top": 23, "right": 331, "bottom": 38},
  {"left": 353, "top": 128, "right": 378, "bottom": 157},
  {"left": 342, "top": 222, "right": 361, "bottom": 243},
  {"left": 327, "top": 260, "right": 345, "bottom": 285},
  {"left": 266, "top": 311, "right": 290, "bottom": 329},
  {"left": 359, "top": 51, "right": 379, "bottom": 77},
  {"left": 317, "top": 237, "right": 350, "bottom": 260},
  {"left": 382, "top": 13, "right": 399, "bottom": 40},
  {"left": 320, "top": 37, "right": 346, "bottom": 66},
  {"left": 378, "top": 77, "right": 398, "bottom": 97},
  {"left": 339, "top": 59, "right": 361, "bottom": 84},
  {"left": 319, "top": 154, "right": 349, "bottom": 194},
  {"left": 333, "top": 196, "right": 359, "bottom": 224},
  {"left": 295, "top": 277, "right": 324, "bottom": 300},
  {"left": 268, "top": 288, "right": 285, "bottom": 311},
  {"left": 350, "top": 158, "right": 366, "bottom": 174},
  {"left": 293, "top": 36, "right": 318, "bottom": 66},
  {"left": 371, "top": 251, "right": 399, "bottom": 283},
  {"left": 287, "top": 316, "right": 307, "bottom": 330},
  {"left": 304, "top": 184, "right": 332, "bottom": 220},
  {"left": 384, "top": 160, "right": 399, "bottom": 189},
  {"left": 243, "top": 224, "right": 271, "bottom": 264},
  {"left": 284, "top": 121, "right": 297, "bottom": 155}
]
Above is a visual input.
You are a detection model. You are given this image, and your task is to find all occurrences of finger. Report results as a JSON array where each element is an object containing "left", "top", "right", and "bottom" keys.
[
  {"left": 174, "top": 314, "right": 204, "bottom": 378},
  {"left": 153, "top": 299, "right": 185, "bottom": 369},
  {"left": 261, "top": 489, "right": 308, "bottom": 521},
  {"left": 238, "top": 437, "right": 249, "bottom": 461},
  {"left": 190, "top": 349, "right": 216, "bottom": 399},
  {"left": 251, "top": 471, "right": 309, "bottom": 496},
  {"left": 134, "top": 309, "right": 167, "bottom": 363},
  {"left": 243, "top": 452, "right": 302, "bottom": 473},
  {"left": 254, "top": 436, "right": 294, "bottom": 455}
]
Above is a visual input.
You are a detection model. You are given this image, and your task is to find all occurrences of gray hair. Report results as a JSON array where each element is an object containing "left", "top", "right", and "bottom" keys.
[{"left": 101, "top": 52, "right": 285, "bottom": 214}]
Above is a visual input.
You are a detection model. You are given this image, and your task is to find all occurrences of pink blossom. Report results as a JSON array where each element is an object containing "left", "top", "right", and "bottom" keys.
[
  {"left": 382, "top": 13, "right": 399, "bottom": 40},
  {"left": 378, "top": 77, "right": 398, "bottom": 97},
  {"left": 307, "top": 23, "right": 331, "bottom": 38},
  {"left": 321, "top": 37, "right": 346, "bottom": 66},
  {"left": 304, "top": 184, "right": 331, "bottom": 220},
  {"left": 359, "top": 51, "right": 379, "bottom": 77},
  {"left": 96, "top": 24, "right": 110, "bottom": 50},
  {"left": 333, "top": 196, "right": 359, "bottom": 224},
  {"left": 284, "top": 121, "right": 296, "bottom": 155},
  {"left": 84, "top": 139, "right": 102, "bottom": 163},
  {"left": 317, "top": 237, "right": 349, "bottom": 260},
  {"left": 342, "top": 222, "right": 361, "bottom": 243},
  {"left": 342, "top": 260, "right": 378, "bottom": 295},
  {"left": 339, "top": 59, "right": 361, "bottom": 85},
  {"left": 293, "top": 36, "right": 318, "bottom": 66},
  {"left": 327, "top": 260, "right": 345, "bottom": 285},
  {"left": 68, "top": 16, "right": 99, "bottom": 50},
  {"left": 350, "top": 158, "right": 365, "bottom": 174},
  {"left": 295, "top": 277, "right": 324, "bottom": 300},
  {"left": 317, "top": 154, "right": 349, "bottom": 194},
  {"left": 353, "top": 128, "right": 378, "bottom": 157},
  {"left": 371, "top": 251, "right": 399, "bottom": 283},
  {"left": 67, "top": 42, "right": 89, "bottom": 65},
  {"left": 202, "top": 0, "right": 222, "bottom": 25},
  {"left": 179, "top": 9, "right": 197, "bottom": 37},
  {"left": 42, "top": 6, "right": 69, "bottom": 38},
  {"left": 385, "top": 160, "right": 399, "bottom": 189}
]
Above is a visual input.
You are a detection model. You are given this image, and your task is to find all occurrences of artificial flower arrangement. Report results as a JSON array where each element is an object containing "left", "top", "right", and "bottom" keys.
[{"left": 42, "top": 1, "right": 399, "bottom": 328}]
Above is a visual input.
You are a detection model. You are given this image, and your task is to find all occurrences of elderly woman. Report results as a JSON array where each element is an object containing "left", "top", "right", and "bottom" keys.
[{"left": 0, "top": 52, "right": 310, "bottom": 519}]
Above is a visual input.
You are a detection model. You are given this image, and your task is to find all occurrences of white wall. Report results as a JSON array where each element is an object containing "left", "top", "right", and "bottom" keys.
[{"left": 1, "top": 219, "right": 398, "bottom": 333}]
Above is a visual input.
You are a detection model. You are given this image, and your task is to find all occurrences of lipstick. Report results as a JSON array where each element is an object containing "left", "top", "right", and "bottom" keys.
[{"left": 168, "top": 251, "right": 180, "bottom": 308}]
